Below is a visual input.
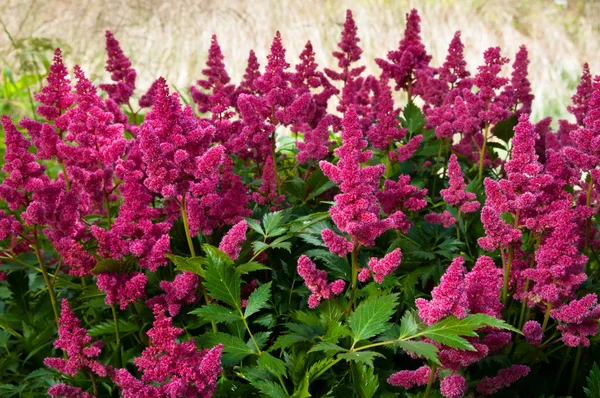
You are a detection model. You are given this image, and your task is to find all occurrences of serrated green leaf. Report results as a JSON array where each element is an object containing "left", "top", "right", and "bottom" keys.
[
  {"left": 338, "top": 351, "right": 385, "bottom": 367},
  {"left": 236, "top": 261, "right": 270, "bottom": 274},
  {"left": 493, "top": 114, "right": 518, "bottom": 143},
  {"left": 584, "top": 362, "right": 600, "bottom": 397},
  {"left": 402, "top": 101, "right": 425, "bottom": 135},
  {"left": 203, "top": 248, "right": 241, "bottom": 310},
  {"left": 245, "top": 281, "right": 272, "bottom": 318},
  {"left": 399, "top": 310, "right": 422, "bottom": 338},
  {"left": 303, "top": 248, "right": 351, "bottom": 280},
  {"left": 88, "top": 319, "right": 138, "bottom": 337},
  {"left": 252, "top": 380, "right": 288, "bottom": 398},
  {"left": 190, "top": 304, "right": 241, "bottom": 323},
  {"left": 203, "top": 244, "right": 234, "bottom": 267},
  {"left": 166, "top": 254, "right": 205, "bottom": 277},
  {"left": 201, "top": 332, "right": 255, "bottom": 364},
  {"left": 397, "top": 341, "right": 440, "bottom": 365},
  {"left": 308, "top": 342, "right": 347, "bottom": 354},
  {"left": 306, "top": 168, "right": 336, "bottom": 201},
  {"left": 349, "top": 293, "right": 399, "bottom": 342},
  {"left": 269, "top": 240, "right": 292, "bottom": 252},
  {"left": 252, "top": 241, "right": 270, "bottom": 253},
  {"left": 258, "top": 352, "right": 288, "bottom": 378},
  {"left": 263, "top": 211, "right": 285, "bottom": 236},
  {"left": 351, "top": 362, "right": 379, "bottom": 398},
  {"left": 246, "top": 218, "right": 265, "bottom": 236},
  {"left": 252, "top": 331, "right": 271, "bottom": 350}
]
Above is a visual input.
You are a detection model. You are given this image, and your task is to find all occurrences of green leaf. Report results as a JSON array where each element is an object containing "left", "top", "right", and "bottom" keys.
[
  {"left": 202, "top": 332, "right": 255, "bottom": 364},
  {"left": 257, "top": 352, "right": 288, "bottom": 378},
  {"left": 91, "top": 258, "right": 134, "bottom": 275},
  {"left": 421, "top": 314, "right": 520, "bottom": 351},
  {"left": 351, "top": 362, "right": 379, "bottom": 398},
  {"left": 306, "top": 168, "right": 336, "bottom": 201},
  {"left": 236, "top": 261, "right": 270, "bottom": 274},
  {"left": 399, "top": 310, "right": 422, "bottom": 339},
  {"left": 252, "top": 380, "right": 288, "bottom": 398},
  {"left": 88, "top": 319, "right": 138, "bottom": 337},
  {"left": 166, "top": 254, "right": 205, "bottom": 277},
  {"left": 397, "top": 341, "right": 440, "bottom": 365},
  {"left": 263, "top": 211, "right": 285, "bottom": 237},
  {"left": 245, "top": 281, "right": 272, "bottom": 318},
  {"left": 246, "top": 218, "right": 265, "bottom": 236},
  {"left": 203, "top": 247, "right": 241, "bottom": 310},
  {"left": 308, "top": 342, "right": 347, "bottom": 354},
  {"left": 190, "top": 304, "right": 241, "bottom": 323},
  {"left": 203, "top": 244, "right": 234, "bottom": 267},
  {"left": 401, "top": 101, "right": 425, "bottom": 135},
  {"left": 349, "top": 294, "right": 399, "bottom": 342},
  {"left": 338, "top": 351, "right": 385, "bottom": 367},
  {"left": 493, "top": 114, "right": 518, "bottom": 143},
  {"left": 584, "top": 362, "right": 600, "bottom": 397}
]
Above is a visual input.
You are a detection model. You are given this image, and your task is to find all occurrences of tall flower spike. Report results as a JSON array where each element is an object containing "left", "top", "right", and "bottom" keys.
[
  {"left": 387, "top": 365, "right": 432, "bottom": 389},
  {"left": 96, "top": 272, "right": 148, "bottom": 310},
  {"left": 440, "top": 154, "right": 480, "bottom": 213},
  {"left": 35, "top": 48, "right": 76, "bottom": 121},
  {"left": 100, "top": 31, "right": 136, "bottom": 104},
  {"left": 324, "top": 9, "right": 365, "bottom": 83},
  {"left": 219, "top": 220, "right": 248, "bottom": 260},
  {"left": 464, "top": 255, "right": 503, "bottom": 317},
  {"left": 439, "top": 31, "right": 470, "bottom": 85},
  {"left": 375, "top": 9, "right": 432, "bottom": 92},
  {"left": 550, "top": 294, "right": 600, "bottom": 347},
  {"left": 146, "top": 272, "right": 199, "bottom": 316},
  {"left": 44, "top": 300, "right": 107, "bottom": 378},
  {"left": 476, "top": 365, "right": 530, "bottom": 396},
  {"left": 415, "top": 256, "right": 468, "bottom": 325},
  {"left": 510, "top": 45, "right": 534, "bottom": 115},
  {"left": 297, "top": 255, "right": 345, "bottom": 308},
  {"left": 568, "top": 63, "right": 593, "bottom": 126}
]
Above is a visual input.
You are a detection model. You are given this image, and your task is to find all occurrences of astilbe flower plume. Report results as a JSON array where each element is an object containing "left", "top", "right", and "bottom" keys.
[
  {"left": 567, "top": 63, "right": 593, "bottom": 127},
  {"left": 424, "top": 210, "right": 456, "bottom": 228},
  {"left": 146, "top": 272, "right": 199, "bottom": 316},
  {"left": 219, "top": 220, "right": 248, "bottom": 260},
  {"left": 297, "top": 255, "right": 345, "bottom": 308},
  {"left": 48, "top": 384, "right": 95, "bottom": 398},
  {"left": 550, "top": 293, "right": 600, "bottom": 347},
  {"left": 387, "top": 365, "right": 432, "bottom": 389},
  {"left": 113, "top": 308, "right": 223, "bottom": 397},
  {"left": 440, "top": 374, "right": 467, "bottom": 398},
  {"left": 35, "top": 48, "right": 76, "bottom": 121},
  {"left": 99, "top": 31, "right": 136, "bottom": 105},
  {"left": 358, "top": 248, "right": 402, "bottom": 283},
  {"left": 319, "top": 106, "right": 405, "bottom": 248},
  {"left": 476, "top": 365, "right": 530, "bottom": 396},
  {"left": 96, "top": 271, "right": 147, "bottom": 310},
  {"left": 440, "top": 154, "right": 479, "bottom": 213},
  {"left": 44, "top": 300, "right": 107, "bottom": 378},
  {"left": 522, "top": 320, "right": 543, "bottom": 346},
  {"left": 366, "top": 78, "right": 407, "bottom": 150},
  {"left": 506, "top": 45, "right": 534, "bottom": 115},
  {"left": 376, "top": 9, "right": 432, "bottom": 92},
  {"left": 324, "top": 10, "right": 365, "bottom": 84}
]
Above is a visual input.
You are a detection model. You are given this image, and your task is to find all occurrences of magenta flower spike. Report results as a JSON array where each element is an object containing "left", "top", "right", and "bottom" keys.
[
  {"left": 35, "top": 48, "right": 76, "bottom": 121},
  {"left": 100, "top": 31, "right": 136, "bottom": 104},
  {"left": 219, "top": 220, "right": 248, "bottom": 260}
]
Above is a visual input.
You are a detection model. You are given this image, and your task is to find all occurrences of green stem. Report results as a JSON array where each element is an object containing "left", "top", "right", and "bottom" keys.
[
  {"left": 568, "top": 346, "right": 583, "bottom": 395},
  {"left": 240, "top": 309, "right": 261, "bottom": 354},
  {"left": 456, "top": 211, "right": 461, "bottom": 240},
  {"left": 423, "top": 363, "right": 437, "bottom": 398},
  {"left": 436, "top": 139, "right": 443, "bottom": 164},
  {"left": 33, "top": 227, "right": 60, "bottom": 327},
  {"left": 87, "top": 370, "right": 98, "bottom": 396},
  {"left": 554, "top": 347, "right": 572, "bottom": 391},
  {"left": 111, "top": 304, "right": 121, "bottom": 366},
  {"left": 585, "top": 176, "right": 594, "bottom": 271},
  {"left": 347, "top": 242, "right": 360, "bottom": 312},
  {"left": 270, "top": 129, "right": 281, "bottom": 196},
  {"left": 478, "top": 123, "right": 490, "bottom": 180},
  {"left": 442, "top": 140, "right": 450, "bottom": 178},
  {"left": 542, "top": 303, "right": 552, "bottom": 332}
]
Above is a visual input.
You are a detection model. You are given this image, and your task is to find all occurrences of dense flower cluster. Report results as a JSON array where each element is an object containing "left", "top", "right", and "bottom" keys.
[{"left": 297, "top": 255, "right": 345, "bottom": 308}]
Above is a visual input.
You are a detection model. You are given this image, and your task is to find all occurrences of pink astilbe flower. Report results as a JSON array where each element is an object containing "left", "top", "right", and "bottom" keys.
[
  {"left": 377, "top": 175, "right": 427, "bottom": 232},
  {"left": 297, "top": 255, "right": 345, "bottom": 308},
  {"left": 319, "top": 106, "right": 404, "bottom": 247},
  {"left": 296, "top": 114, "right": 336, "bottom": 164},
  {"left": 476, "top": 365, "right": 530, "bottom": 396},
  {"left": 424, "top": 210, "right": 456, "bottom": 228},
  {"left": 366, "top": 78, "right": 407, "bottom": 150},
  {"left": 358, "top": 248, "right": 402, "bottom": 283},
  {"left": 44, "top": 300, "right": 107, "bottom": 377},
  {"left": 464, "top": 255, "right": 503, "bottom": 317},
  {"left": 391, "top": 134, "right": 423, "bottom": 162},
  {"left": 440, "top": 374, "right": 467, "bottom": 398},
  {"left": 507, "top": 45, "right": 534, "bottom": 115},
  {"left": 415, "top": 256, "right": 468, "bottom": 325},
  {"left": 0, "top": 210, "right": 22, "bottom": 240},
  {"left": 139, "top": 78, "right": 161, "bottom": 108},
  {"left": 0, "top": 116, "right": 49, "bottom": 210},
  {"left": 567, "top": 63, "right": 593, "bottom": 126},
  {"left": 99, "top": 31, "right": 136, "bottom": 104},
  {"left": 113, "top": 309, "right": 223, "bottom": 398},
  {"left": 219, "top": 220, "right": 248, "bottom": 260},
  {"left": 324, "top": 10, "right": 365, "bottom": 84},
  {"left": 146, "top": 272, "right": 199, "bottom": 316},
  {"left": 439, "top": 32, "right": 470, "bottom": 86},
  {"left": 376, "top": 9, "right": 432, "bottom": 92},
  {"left": 236, "top": 50, "right": 261, "bottom": 99},
  {"left": 438, "top": 339, "right": 489, "bottom": 371},
  {"left": 522, "top": 320, "right": 543, "bottom": 346},
  {"left": 253, "top": 155, "right": 284, "bottom": 208},
  {"left": 48, "top": 384, "right": 95, "bottom": 398},
  {"left": 191, "top": 35, "right": 235, "bottom": 115},
  {"left": 550, "top": 294, "right": 600, "bottom": 347},
  {"left": 321, "top": 228, "right": 353, "bottom": 257},
  {"left": 387, "top": 365, "right": 432, "bottom": 389},
  {"left": 35, "top": 48, "right": 76, "bottom": 121},
  {"left": 478, "top": 206, "right": 521, "bottom": 251},
  {"left": 440, "top": 154, "right": 479, "bottom": 213},
  {"left": 96, "top": 272, "right": 147, "bottom": 310}
]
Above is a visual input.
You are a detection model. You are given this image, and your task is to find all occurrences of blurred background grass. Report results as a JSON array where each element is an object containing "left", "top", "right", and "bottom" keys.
[{"left": 1, "top": 0, "right": 599, "bottom": 122}]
